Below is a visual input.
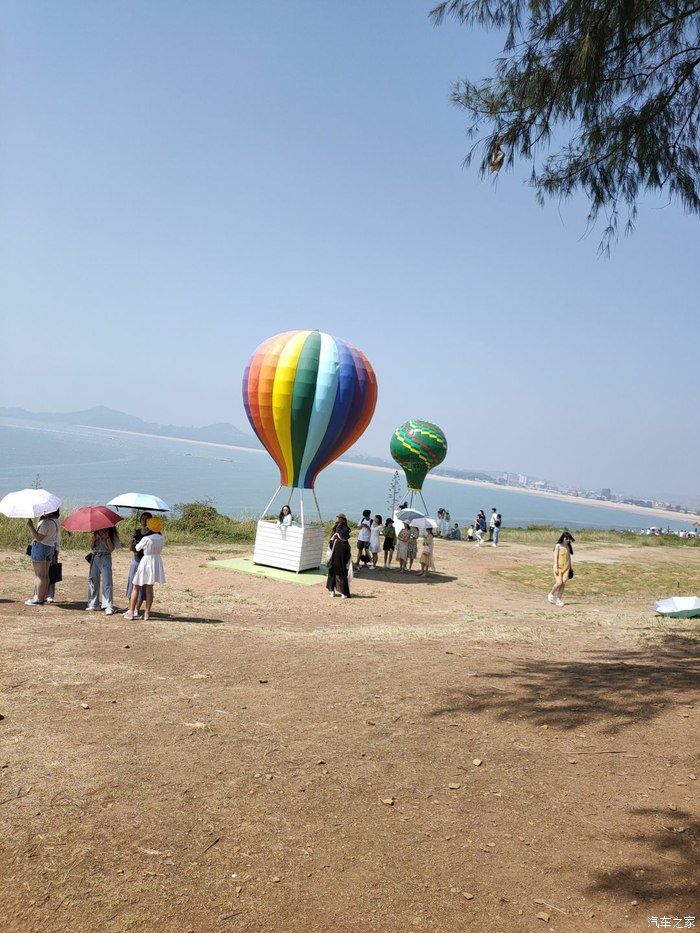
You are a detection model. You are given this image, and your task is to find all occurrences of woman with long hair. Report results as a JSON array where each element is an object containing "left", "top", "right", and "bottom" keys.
[
  {"left": 25, "top": 510, "right": 60, "bottom": 606},
  {"left": 417, "top": 528, "right": 436, "bottom": 577},
  {"left": 277, "top": 505, "right": 293, "bottom": 526},
  {"left": 396, "top": 523, "right": 411, "bottom": 572},
  {"left": 326, "top": 525, "right": 352, "bottom": 598},
  {"left": 87, "top": 525, "right": 120, "bottom": 615},
  {"left": 548, "top": 531, "right": 575, "bottom": 606},
  {"left": 407, "top": 525, "right": 419, "bottom": 571}
]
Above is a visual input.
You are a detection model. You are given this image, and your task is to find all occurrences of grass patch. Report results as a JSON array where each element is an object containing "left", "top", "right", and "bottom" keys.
[
  {"left": 494, "top": 525, "right": 699, "bottom": 548},
  {"left": 495, "top": 562, "right": 700, "bottom": 597},
  {"left": 0, "top": 500, "right": 258, "bottom": 552},
  {"left": 0, "top": 500, "right": 354, "bottom": 552}
]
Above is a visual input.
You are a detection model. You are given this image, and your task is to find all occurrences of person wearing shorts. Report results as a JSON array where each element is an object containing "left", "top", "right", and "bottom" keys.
[
  {"left": 382, "top": 518, "right": 396, "bottom": 568},
  {"left": 25, "top": 513, "right": 59, "bottom": 606},
  {"left": 355, "top": 509, "right": 372, "bottom": 570}
]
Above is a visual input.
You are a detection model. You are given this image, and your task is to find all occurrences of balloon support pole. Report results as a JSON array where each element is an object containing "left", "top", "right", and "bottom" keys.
[
  {"left": 408, "top": 490, "right": 430, "bottom": 514},
  {"left": 253, "top": 486, "right": 325, "bottom": 573}
]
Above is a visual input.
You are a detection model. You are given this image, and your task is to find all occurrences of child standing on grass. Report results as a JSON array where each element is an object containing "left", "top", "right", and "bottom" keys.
[{"left": 382, "top": 518, "right": 396, "bottom": 568}]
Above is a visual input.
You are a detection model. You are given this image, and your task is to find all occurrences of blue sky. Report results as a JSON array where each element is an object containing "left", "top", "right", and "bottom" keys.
[{"left": 1, "top": 0, "right": 698, "bottom": 502}]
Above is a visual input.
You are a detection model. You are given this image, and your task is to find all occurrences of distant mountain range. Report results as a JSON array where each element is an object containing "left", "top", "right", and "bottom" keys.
[
  {"left": 0, "top": 405, "right": 513, "bottom": 486},
  {"left": 3, "top": 406, "right": 693, "bottom": 511},
  {"left": 0, "top": 405, "right": 261, "bottom": 449},
  {"left": 1, "top": 405, "right": 496, "bottom": 479}
]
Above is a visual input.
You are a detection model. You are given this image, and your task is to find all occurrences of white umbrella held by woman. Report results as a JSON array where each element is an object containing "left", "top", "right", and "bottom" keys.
[{"left": 0, "top": 488, "right": 62, "bottom": 518}]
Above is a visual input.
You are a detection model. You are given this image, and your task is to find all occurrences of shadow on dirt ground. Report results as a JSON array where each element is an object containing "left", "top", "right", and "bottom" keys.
[
  {"left": 428, "top": 637, "right": 699, "bottom": 734},
  {"left": 52, "top": 602, "right": 225, "bottom": 624},
  {"left": 356, "top": 572, "right": 458, "bottom": 585},
  {"left": 589, "top": 807, "right": 698, "bottom": 903}
]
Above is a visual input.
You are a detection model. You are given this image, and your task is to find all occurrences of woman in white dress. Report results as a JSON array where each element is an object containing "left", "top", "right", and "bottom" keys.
[
  {"left": 124, "top": 517, "right": 165, "bottom": 621},
  {"left": 368, "top": 514, "right": 382, "bottom": 568}
]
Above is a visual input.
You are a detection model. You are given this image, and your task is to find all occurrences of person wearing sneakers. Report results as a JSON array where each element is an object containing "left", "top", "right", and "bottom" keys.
[
  {"left": 492, "top": 513, "right": 502, "bottom": 547},
  {"left": 45, "top": 510, "right": 66, "bottom": 603},
  {"left": 474, "top": 510, "right": 487, "bottom": 546},
  {"left": 125, "top": 511, "right": 153, "bottom": 618},
  {"left": 548, "top": 531, "right": 575, "bottom": 607},
  {"left": 355, "top": 509, "right": 372, "bottom": 570},
  {"left": 125, "top": 517, "right": 165, "bottom": 621},
  {"left": 368, "top": 514, "right": 382, "bottom": 568},
  {"left": 24, "top": 511, "right": 60, "bottom": 606},
  {"left": 86, "top": 526, "right": 120, "bottom": 615},
  {"left": 488, "top": 508, "right": 498, "bottom": 542}
]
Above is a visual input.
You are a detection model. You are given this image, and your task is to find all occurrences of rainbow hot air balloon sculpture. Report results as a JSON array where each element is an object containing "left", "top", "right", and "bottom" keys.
[
  {"left": 390, "top": 420, "right": 447, "bottom": 509},
  {"left": 243, "top": 330, "right": 378, "bottom": 572}
]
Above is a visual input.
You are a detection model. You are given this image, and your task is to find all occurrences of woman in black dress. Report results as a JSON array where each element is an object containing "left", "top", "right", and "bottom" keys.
[{"left": 326, "top": 525, "right": 352, "bottom": 599}]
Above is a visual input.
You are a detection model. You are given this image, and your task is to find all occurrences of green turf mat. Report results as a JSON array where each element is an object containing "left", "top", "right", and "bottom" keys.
[{"left": 207, "top": 556, "right": 327, "bottom": 585}]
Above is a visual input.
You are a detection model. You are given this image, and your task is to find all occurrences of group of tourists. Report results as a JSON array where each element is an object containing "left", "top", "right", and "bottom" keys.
[
  {"left": 325, "top": 508, "right": 438, "bottom": 599},
  {"left": 22, "top": 498, "right": 574, "bottom": 611},
  {"left": 24, "top": 510, "right": 166, "bottom": 620},
  {"left": 465, "top": 508, "right": 502, "bottom": 546}
]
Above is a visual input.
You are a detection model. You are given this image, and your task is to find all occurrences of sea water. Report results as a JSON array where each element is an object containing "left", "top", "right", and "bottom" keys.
[{"left": 0, "top": 418, "right": 691, "bottom": 531}]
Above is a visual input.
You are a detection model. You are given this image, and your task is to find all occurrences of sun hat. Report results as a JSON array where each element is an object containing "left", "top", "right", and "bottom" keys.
[{"left": 146, "top": 516, "right": 163, "bottom": 533}]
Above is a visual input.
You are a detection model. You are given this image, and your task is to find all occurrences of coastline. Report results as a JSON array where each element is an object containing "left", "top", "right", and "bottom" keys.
[{"left": 83, "top": 424, "right": 700, "bottom": 525}]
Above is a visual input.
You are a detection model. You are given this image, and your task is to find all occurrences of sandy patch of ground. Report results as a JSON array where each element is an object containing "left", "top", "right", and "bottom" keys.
[{"left": 0, "top": 538, "right": 697, "bottom": 932}]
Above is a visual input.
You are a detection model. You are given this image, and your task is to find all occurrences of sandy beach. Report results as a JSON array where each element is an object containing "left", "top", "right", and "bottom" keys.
[{"left": 84, "top": 425, "right": 700, "bottom": 525}]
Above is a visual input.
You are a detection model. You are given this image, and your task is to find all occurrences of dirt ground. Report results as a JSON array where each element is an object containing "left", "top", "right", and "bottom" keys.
[{"left": 0, "top": 537, "right": 697, "bottom": 933}]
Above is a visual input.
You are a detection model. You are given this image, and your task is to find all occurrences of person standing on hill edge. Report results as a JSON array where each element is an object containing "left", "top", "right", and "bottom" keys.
[
  {"left": 492, "top": 513, "right": 502, "bottom": 547},
  {"left": 474, "top": 510, "right": 487, "bottom": 546},
  {"left": 488, "top": 508, "right": 498, "bottom": 541},
  {"left": 548, "top": 531, "right": 574, "bottom": 607}
]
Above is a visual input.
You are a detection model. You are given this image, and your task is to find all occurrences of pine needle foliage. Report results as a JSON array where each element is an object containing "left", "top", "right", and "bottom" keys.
[{"left": 430, "top": 0, "right": 700, "bottom": 251}]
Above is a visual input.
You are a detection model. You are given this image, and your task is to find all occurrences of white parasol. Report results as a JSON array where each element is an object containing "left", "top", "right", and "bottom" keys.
[
  {"left": 107, "top": 493, "right": 171, "bottom": 512},
  {"left": 0, "top": 488, "right": 62, "bottom": 518},
  {"left": 409, "top": 516, "right": 438, "bottom": 534}
]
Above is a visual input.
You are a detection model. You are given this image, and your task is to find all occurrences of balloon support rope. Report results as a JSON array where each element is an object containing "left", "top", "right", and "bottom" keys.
[{"left": 407, "top": 489, "right": 430, "bottom": 515}]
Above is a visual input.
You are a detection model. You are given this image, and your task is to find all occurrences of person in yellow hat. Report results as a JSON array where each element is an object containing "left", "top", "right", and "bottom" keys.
[{"left": 124, "top": 516, "right": 165, "bottom": 621}]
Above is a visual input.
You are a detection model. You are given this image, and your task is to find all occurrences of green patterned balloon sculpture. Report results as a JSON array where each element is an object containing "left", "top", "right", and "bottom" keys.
[{"left": 390, "top": 420, "right": 448, "bottom": 491}]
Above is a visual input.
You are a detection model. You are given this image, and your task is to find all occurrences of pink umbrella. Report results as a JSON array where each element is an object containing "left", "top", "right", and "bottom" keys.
[{"left": 62, "top": 506, "right": 123, "bottom": 533}]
